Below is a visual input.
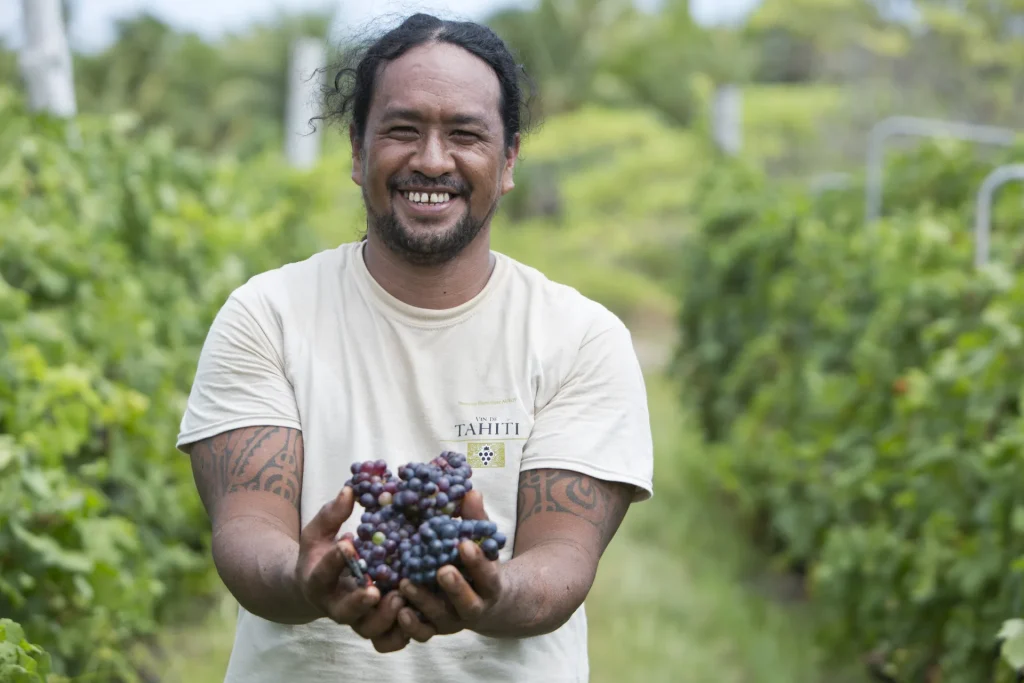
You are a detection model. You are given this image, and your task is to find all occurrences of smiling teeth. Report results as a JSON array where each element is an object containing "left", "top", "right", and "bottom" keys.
[{"left": 405, "top": 191, "right": 450, "bottom": 204}]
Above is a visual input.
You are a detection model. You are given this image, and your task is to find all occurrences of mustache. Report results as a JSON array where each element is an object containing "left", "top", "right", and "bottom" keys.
[{"left": 388, "top": 172, "right": 469, "bottom": 195}]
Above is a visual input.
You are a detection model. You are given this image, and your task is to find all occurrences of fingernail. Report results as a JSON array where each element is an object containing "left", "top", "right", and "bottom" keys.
[
  {"left": 362, "top": 592, "right": 376, "bottom": 606},
  {"left": 440, "top": 571, "right": 456, "bottom": 589},
  {"left": 400, "top": 611, "right": 413, "bottom": 628},
  {"left": 403, "top": 583, "right": 417, "bottom": 597},
  {"left": 393, "top": 593, "right": 405, "bottom": 607}
]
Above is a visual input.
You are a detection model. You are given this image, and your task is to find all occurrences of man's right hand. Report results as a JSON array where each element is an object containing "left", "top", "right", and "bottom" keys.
[
  {"left": 187, "top": 426, "right": 410, "bottom": 653},
  {"left": 295, "top": 485, "right": 411, "bottom": 653}
]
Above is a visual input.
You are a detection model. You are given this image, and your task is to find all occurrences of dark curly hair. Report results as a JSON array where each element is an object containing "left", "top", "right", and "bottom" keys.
[{"left": 314, "top": 13, "right": 537, "bottom": 151}]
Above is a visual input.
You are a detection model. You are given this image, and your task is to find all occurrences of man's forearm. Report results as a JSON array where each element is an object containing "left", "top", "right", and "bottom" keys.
[
  {"left": 211, "top": 514, "right": 324, "bottom": 625},
  {"left": 472, "top": 541, "right": 595, "bottom": 639}
]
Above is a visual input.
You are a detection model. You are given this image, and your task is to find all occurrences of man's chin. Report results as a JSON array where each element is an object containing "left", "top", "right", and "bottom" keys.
[{"left": 374, "top": 217, "right": 481, "bottom": 266}]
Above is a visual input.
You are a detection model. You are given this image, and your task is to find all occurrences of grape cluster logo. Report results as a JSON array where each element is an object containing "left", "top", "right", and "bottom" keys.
[{"left": 467, "top": 442, "right": 505, "bottom": 468}]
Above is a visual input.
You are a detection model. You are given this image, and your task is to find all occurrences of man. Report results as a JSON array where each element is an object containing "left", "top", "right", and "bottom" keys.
[{"left": 177, "top": 12, "right": 654, "bottom": 683}]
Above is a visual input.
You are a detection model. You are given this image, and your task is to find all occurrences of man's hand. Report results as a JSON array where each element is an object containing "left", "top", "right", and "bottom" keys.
[
  {"left": 294, "top": 485, "right": 411, "bottom": 652},
  {"left": 394, "top": 490, "right": 502, "bottom": 641}
]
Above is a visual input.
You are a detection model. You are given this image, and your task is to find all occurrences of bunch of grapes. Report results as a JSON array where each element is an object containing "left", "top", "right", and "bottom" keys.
[{"left": 340, "top": 451, "right": 506, "bottom": 595}]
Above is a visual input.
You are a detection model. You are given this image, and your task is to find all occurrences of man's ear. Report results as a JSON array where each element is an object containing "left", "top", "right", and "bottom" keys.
[
  {"left": 500, "top": 133, "right": 521, "bottom": 196},
  {"left": 350, "top": 124, "right": 364, "bottom": 186}
]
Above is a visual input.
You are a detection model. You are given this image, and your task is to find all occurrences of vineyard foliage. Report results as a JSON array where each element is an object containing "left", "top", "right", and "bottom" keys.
[
  {"left": 0, "top": 87, "right": 339, "bottom": 679},
  {"left": 673, "top": 140, "right": 1024, "bottom": 682},
  {"left": 0, "top": 619, "right": 64, "bottom": 683}
]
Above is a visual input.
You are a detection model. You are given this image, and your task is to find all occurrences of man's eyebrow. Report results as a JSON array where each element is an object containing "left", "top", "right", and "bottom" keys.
[{"left": 379, "top": 107, "right": 491, "bottom": 128}]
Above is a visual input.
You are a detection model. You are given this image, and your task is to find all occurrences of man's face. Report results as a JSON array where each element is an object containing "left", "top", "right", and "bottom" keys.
[{"left": 351, "top": 41, "right": 519, "bottom": 265}]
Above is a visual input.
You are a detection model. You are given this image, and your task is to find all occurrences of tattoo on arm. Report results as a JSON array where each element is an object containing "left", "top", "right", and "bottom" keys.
[
  {"left": 516, "top": 469, "right": 633, "bottom": 551},
  {"left": 190, "top": 426, "right": 303, "bottom": 514}
]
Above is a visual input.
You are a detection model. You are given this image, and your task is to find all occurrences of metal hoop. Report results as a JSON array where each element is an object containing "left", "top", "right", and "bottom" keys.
[{"left": 865, "top": 116, "right": 1021, "bottom": 224}]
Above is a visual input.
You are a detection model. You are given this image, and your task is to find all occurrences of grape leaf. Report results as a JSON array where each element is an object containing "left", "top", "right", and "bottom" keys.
[{"left": 1000, "top": 619, "right": 1024, "bottom": 671}]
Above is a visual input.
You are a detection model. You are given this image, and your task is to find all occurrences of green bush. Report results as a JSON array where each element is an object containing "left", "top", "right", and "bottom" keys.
[
  {"left": 0, "top": 88, "right": 332, "bottom": 680},
  {"left": 0, "top": 618, "right": 66, "bottom": 683},
  {"left": 673, "top": 141, "right": 1024, "bottom": 682}
]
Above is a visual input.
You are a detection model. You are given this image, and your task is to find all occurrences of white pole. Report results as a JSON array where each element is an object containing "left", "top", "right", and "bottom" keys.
[
  {"left": 19, "top": 0, "right": 77, "bottom": 118},
  {"left": 284, "top": 37, "right": 327, "bottom": 170},
  {"left": 712, "top": 84, "right": 742, "bottom": 156}
]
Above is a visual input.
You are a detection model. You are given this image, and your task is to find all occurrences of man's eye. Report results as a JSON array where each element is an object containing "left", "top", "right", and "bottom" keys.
[
  {"left": 389, "top": 127, "right": 418, "bottom": 136},
  {"left": 452, "top": 130, "right": 478, "bottom": 140}
]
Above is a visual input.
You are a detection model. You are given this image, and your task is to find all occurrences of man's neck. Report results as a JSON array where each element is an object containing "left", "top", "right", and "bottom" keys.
[{"left": 361, "top": 233, "right": 496, "bottom": 310}]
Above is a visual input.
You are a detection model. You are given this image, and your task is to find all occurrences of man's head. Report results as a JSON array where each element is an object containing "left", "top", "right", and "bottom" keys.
[{"left": 319, "top": 14, "right": 535, "bottom": 266}]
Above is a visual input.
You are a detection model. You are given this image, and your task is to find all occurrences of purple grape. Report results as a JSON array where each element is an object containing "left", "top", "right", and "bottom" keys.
[{"left": 344, "top": 451, "right": 501, "bottom": 594}]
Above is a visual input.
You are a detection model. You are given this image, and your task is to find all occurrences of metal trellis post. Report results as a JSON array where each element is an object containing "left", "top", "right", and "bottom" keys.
[
  {"left": 18, "top": 0, "right": 77, "bottom": 118},
  {"left": 712, "top": 85, "right": 742, "bottom": 157},
  {"left": 284, "top": 37, "right": 327, "bottom": 170},
  {"left": 973, "top": 164, "right": 1024, "bottom": 269},
  {"left": 865, "top": 116, "right": 1021, "bottom": 224}
]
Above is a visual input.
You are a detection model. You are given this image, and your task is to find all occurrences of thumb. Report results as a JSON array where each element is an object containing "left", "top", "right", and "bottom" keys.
[
  {"left": 303, "top": 486, "right": 354, "bottom": 541},
  {"left": 459, "top": 489, "right": 489, "bottom": 521}
]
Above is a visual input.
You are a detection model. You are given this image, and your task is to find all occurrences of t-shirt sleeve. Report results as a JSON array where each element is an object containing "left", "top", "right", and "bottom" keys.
[
  {"left": 175, "top": 290, "right": 302, "bottom": 453},
  {"left": 520, "top": 317, "right": 654, "bottom": 502}
]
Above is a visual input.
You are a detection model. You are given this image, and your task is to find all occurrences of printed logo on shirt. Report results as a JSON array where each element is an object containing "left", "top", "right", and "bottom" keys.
[
  {"left": 467, "top": 442, "right": 505, "bottom": 468},
  {"left": 450, "top": 406, "right": 528, "bottom": 471}
]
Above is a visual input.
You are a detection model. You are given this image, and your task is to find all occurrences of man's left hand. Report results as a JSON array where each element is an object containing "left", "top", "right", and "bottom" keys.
[{"left": 395, "top": 491, "right": 504, "bottom": 642}]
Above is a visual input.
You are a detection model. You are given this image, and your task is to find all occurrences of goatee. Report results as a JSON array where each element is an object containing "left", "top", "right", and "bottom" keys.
[{"left": 365, "top": 193, "right": 497, "bottom": 267}]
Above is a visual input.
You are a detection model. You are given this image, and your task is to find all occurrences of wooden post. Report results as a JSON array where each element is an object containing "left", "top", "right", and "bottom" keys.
[
  {"left": 284, "top": 37, "right": 327, "bottom": 170},
  {"left": 19, "top": 0, "right": 77, "bottom": 118}
]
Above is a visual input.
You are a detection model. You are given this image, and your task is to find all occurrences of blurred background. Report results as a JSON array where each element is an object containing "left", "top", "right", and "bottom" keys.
[{"left": 4, "top": 0, "right": 1024, "bottom": 681}]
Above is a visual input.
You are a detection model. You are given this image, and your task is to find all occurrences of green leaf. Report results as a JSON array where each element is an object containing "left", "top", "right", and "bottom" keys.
[
  {"left": 1001, "top": 619, "right": 1024, "bottom": 670},
  {"left": 0, "top": 620, "right": 24, "bottom": 646},
  {"left": 9, "top": 523, "right": 94, "bottom": 574}
]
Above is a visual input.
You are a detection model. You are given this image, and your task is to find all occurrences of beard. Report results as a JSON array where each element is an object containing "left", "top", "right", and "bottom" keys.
[{"left": 364, "top": 186, "right": 497, "bottom": 267}]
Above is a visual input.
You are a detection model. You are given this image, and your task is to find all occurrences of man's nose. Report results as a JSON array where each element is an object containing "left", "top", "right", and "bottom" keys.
[{"left": 408, "top": 131, "right": 455, "bottom": 178}]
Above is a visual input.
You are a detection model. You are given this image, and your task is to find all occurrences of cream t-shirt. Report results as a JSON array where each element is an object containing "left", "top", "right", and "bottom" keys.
[{"left": 176, "top": 239, "right": 654, "bottom": 683}]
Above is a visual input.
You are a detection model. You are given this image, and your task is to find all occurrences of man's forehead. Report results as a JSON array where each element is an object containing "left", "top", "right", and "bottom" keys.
[{"left": 371, "top": 42, "right": 502, "bottom": 119}]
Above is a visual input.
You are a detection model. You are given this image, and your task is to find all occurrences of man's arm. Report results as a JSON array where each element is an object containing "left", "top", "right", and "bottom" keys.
[
  {"left": 187, "top": 425, "right": 324, "bottom": 625},
  {"left": 471, "top": 467, "right": 634, "bottom": 639}
]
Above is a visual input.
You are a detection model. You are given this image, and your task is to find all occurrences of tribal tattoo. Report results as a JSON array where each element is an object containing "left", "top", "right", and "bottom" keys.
[
  {"left": 515, "top": 469, "right": 633, "bottom": 551},
  {"left": 190, "top": 426, "right": 303, "bottom": 512}
]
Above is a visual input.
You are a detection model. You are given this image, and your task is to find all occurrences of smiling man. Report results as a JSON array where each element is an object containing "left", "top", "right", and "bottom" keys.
[{"left": 176, "top": 12, "right": 654, "bottom": 683}]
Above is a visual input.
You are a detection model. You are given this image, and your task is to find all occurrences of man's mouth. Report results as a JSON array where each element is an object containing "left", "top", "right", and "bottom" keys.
[
  {"left": 401, "top": 190, "right": 454, "bottom": 205},
  {"left": 394, "top": 188, "right": 464, "bottom": 216}
]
